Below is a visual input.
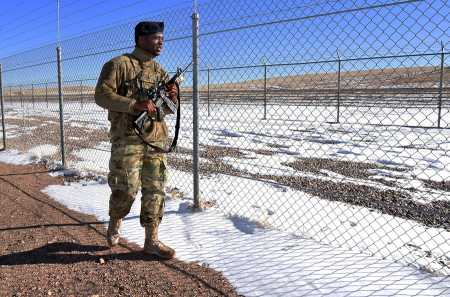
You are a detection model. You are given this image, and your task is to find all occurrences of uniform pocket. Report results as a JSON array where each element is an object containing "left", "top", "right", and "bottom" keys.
[
  {"left": 108, "top": 160, "right": 129, "bottom": 189},
  {"left": 141, "top": 154, "right": 167, "bottom": 185},
  {"left": 155, "top": 121, "right": 168, "bottom": 141},
  {"left": 108, "top": 143, "right": 144, "bottom": 192},
  {"left": 159, "top": 156, "right": 167, "bottom": 183},
  {"left": 144, "top": 121, "right": 168, "bottom": 143}
]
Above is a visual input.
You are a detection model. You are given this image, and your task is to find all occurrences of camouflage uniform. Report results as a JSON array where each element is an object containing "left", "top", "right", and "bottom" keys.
[{"left": 95, "top": 47, "right": 170, "bottom": 227}]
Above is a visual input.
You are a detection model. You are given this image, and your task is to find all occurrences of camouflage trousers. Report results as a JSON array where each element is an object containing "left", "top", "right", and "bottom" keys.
[{"left": 108, "top": 141, "right": 167, "bottom": 227}]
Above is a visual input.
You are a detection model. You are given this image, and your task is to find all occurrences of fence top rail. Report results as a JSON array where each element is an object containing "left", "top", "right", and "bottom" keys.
[
  {"left": 3, "top": 77, "right": 101, "bottom": 88},
  {"left": 1, "top": 60, "right": 57, "bottom": 74},
  {"left": 198, "top": 0, "right": 424, "bottom": 38},
  {"left": 2, "top": 45, "right": 447, "bottom": 75},
  {"left": 198, "top": 87, "right": 450, "bottom": 93},
  {"left": 200, "top": 51, "right": 449, "bottom": 72}
]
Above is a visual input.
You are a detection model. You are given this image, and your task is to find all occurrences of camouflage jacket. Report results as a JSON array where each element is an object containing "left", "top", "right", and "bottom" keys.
[{"left": 95, "top": 47, "right": 170, "bottom": 144}]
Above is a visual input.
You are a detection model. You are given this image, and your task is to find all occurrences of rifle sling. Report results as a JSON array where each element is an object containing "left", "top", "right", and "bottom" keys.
[
  {"left": 123, "top": 54, "right": 180, "bottom": 153},
  {"left": 133, "top": 82, "right": 181, "bottom": 153}
]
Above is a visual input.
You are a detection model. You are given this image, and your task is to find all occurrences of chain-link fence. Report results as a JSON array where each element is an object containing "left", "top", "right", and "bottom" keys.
[{"left": 0, "top": 0, "right": 449, "bottom": 292}]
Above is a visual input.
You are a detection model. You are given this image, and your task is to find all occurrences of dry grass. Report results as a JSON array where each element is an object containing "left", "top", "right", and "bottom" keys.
[{"left": 201, "top": 65, "right": 449, "bottom": 91}]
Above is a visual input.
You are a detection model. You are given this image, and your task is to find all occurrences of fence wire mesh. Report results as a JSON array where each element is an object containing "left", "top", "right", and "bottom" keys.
[{"left": 0, "top": 0, "right": 449, "bottom": 294}]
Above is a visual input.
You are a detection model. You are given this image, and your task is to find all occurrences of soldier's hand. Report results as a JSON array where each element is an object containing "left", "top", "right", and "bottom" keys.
[
  {"left": 165, "top": 82, "right": 178, "bottom": 103},
  {"left": 133, "top": 101, "right": 157, "bottom": 113}
]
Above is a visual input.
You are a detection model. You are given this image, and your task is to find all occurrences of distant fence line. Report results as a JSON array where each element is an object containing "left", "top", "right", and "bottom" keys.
[{"left": 2, "top": 50, "right": 449, "bottom": 127}]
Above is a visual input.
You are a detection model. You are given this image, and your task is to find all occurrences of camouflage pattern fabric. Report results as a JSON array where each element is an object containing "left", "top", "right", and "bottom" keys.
[
  {"left": 95, "top": 47, "right": 170, "bottom": 144},
  {"left": 108, "top": 141, "right": 167, "bottom": 226},
  {"left": 94, "top": 46, "right": 171, "bottom": 226}
]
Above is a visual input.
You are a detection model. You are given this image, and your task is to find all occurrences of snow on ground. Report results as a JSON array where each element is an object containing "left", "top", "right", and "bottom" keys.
[
  {"left": 38, "top": 173, "right": 450, "bottom": 297},
  {"left": 1, "top": 102, "right": 450, "bottom": 295},
  {"left": 0, "top": 150, "right": 34, "bottom": 165},
  {"left": 72, "top": 148, "right": 110, "bottom": 173},
  {"left": 28, "top": 144, "right": 58, "bottom": 159},
  {"left": 1, "top": 149, "right": 448, "bottom": 295},
  {"left": 4, "top": 102, "right": 450, "bottom": 183},
  {"left": 4, "top": 124, "right": 21, "bottom": 139},
  {"left": 0, "top": 144, "right": 58, "bottom": 165},
  {"left": 192, "top": 172, "right": 450, "bottom": 274}
]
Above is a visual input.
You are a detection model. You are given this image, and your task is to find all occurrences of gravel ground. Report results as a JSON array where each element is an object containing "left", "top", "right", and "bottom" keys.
[
  {"left": 422, "top": 179, "right": 450, "bottom": 192},
  {"left": 0, "top": 162, "right": 240, "bottom": 297},
  {"left": 169, "top": 146, "right": 450, "bottom": 230},
  {"left": 284, "top": 157, "right": 409, "bottom": 179}
]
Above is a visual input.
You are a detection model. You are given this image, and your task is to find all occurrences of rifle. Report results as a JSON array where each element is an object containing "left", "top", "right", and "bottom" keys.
[{"left": 133, "top": 62, "right": 191, "bottom": 152}]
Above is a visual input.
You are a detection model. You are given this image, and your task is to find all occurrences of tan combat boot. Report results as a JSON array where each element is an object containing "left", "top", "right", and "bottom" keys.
[
  {"left": 107, "top": 217, "right": 122, "bottom": 247},
  {"left": 143, "top": 223, "right": 175, "bottom": 260}
]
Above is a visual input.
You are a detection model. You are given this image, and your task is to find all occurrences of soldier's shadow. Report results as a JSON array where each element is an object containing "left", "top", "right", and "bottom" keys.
[
  {"left": 0, "top": 242, "right": 157, "bottom": 266},
  {"left": 0, "top": 242, "right": 234, "bottom": 296}
]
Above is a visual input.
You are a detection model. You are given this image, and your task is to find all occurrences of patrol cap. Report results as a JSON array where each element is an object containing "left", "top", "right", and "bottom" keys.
[{"left": 135, "top": 21, "right": 164, "bottom": 44}]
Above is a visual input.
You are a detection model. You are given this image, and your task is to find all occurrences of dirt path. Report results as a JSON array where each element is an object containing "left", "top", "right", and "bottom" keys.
[{"left": 0, "top": 162, "right": 240, "bottom": 297}]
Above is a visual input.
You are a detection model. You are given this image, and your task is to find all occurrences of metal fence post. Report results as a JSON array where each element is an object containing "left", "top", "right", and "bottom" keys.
[
  {"left": 31, "top": 83, "right": 35, "bottom": 109},
  {"left": 263, "top": 62, "right": 267, "bottom": 120},
  {"left": 0, "top": 64, "right": 6, "bottom": 150},
  {"left": 80, "top": 79, "right": 84, "bottom": 109},
  {"left": 56, "top": 46, "right": 66, "bottom": 168},
  {"left": 207, "top": 67, "right": 210, "bottom": 117},
  {"left": 20, "top": 85, "right": 23, "bottom": 108},
  {"left": 336, "top": 50, "right": 341, "bottom": 124},
  {"left": 45, "top": 83, "right": 48, "bottom": 108},
  {"left": 192, "top": 11, "right": 200, "bottom": 209},
  {"left": 437, "top": 42, "right": 444, "bottom": 128}
]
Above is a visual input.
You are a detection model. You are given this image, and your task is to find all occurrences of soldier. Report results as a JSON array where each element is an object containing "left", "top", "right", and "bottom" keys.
[{"left": 94, "top": 21, "right": 178, "bottom": 259}]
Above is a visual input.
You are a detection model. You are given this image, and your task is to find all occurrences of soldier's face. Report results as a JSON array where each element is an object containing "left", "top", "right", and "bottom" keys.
[{"left": 139, "top": 33, "right": 164, "bottom": 56}]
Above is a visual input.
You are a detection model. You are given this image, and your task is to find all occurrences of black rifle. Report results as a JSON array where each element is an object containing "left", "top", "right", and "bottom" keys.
[{"left": 133, "top": 62, "right": 191, "bottom": 152}]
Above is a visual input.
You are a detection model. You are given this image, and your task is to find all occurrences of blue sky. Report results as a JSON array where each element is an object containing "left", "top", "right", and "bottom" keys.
[
  {"left": 0, "top": 0, "right": 448, "bottom": 86},
  {"left": 0, "top": 0, "right": 192, "bottom": 58},
  {"left": 1, "top": 0, "right": 448, "bottom": 60}
]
